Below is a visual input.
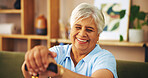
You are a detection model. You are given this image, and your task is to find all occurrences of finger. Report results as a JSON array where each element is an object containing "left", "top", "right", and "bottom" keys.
[
  {"left": 25, "top": 51, "right": 35, "bottom": 76},
  {"left": 33, "top": 48, "right": 42, "bottom": 72},
  {"left": 48, "top": 71, "right": 57, "bottom": 77},
  {"left": 28, "top": 49, "right": 38, "bottom": 75},
  {"left": 25, "top": 51, "right": 32, "bottom": 71},
  {"left": 49, "top": 52, "right": 57, "bottom": 58},
  {"left": 39, "top": 70, "right": 56, "bottom": 77},
  {"left": 34, "top": 48, "right": 45, "bottom": 72},
  {"left": 40, "top": 47, "right": 49, "bottom": 69},
  {"left": 46, "top": 71, "right": 57, "bottom": 77},
  {"left": 21, "top": 61, "right": 32, "bottom": 78},
  {"left": 48, "top": 55, "right": 56, "bottom": 64}
]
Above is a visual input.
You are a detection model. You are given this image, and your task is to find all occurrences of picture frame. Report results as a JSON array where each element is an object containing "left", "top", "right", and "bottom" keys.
[{"left": 94, "top": 0, "right": 131, "bottom": 41}]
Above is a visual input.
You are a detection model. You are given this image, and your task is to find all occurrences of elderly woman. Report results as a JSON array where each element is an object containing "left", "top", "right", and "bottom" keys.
[{"left": 22, "top": 3, "right": 118, "bottom": 78}]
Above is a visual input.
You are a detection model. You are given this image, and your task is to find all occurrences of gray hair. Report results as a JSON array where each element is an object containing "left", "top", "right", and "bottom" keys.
[{"left": 70, "top": 3, "right": 105, "bottom": 34}]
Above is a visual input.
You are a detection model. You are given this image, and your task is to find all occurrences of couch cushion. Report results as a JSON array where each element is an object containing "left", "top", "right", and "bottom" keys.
[
  {"left": 117, "top": 60, "right": 148, "bottom": 78},
  {"left": 1, "top": 51, "right": 148, "bottom": 78},
  {"left": 0, "top": 51, "right": 25, "bottom": 78}
]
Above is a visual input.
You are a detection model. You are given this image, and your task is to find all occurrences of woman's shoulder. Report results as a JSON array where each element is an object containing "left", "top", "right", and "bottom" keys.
[
  {"left": 49, "top": 44, "right": 72, "bottom": 54},
  {"left": 84, "top": 44, "right": 115, "bottom": 63},
  {"left": 90, "top": 44, "right": 116, "bottom": 62},
  {"left": 95, "top": 44, "right": 113, "bottom": 55}
]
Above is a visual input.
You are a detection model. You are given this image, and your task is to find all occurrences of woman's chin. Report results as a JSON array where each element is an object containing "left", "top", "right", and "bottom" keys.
[{"left": 75, "top": 42, "right": 88, "bottom": 50}]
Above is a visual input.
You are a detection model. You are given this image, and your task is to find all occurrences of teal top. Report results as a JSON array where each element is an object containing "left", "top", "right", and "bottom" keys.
[{"left": 49, "top": 44, "right": 118, "bottom": 78}]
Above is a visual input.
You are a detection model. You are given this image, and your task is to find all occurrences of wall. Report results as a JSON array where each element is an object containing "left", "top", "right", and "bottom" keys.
[
  {"left": 1, "top": 0, "right": 147, "bottom": 62},
  {"left": 60, "top": 0, "right": 94, "bottom": 25},
  {"left": 60, "top": 0, "right": 148, "bottom": 62},
  {"left": 132, "top": 0, "right": 148, "bottom": 42}
]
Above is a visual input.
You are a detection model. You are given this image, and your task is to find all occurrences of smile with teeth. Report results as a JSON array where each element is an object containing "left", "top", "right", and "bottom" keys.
[{"left": 77, "top": 38, "right": 88, "bottom": 42}]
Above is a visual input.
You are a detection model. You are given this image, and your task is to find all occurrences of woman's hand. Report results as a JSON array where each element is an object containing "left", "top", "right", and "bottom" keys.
[{"left": 21, "top": 45, "right": 57, "bottom": 78}]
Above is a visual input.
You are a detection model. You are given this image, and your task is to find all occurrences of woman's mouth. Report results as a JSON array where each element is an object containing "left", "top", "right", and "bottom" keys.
[
  {"left": 77, "top": 38, "right": 89, "bottom": 44},
  {"left": 77, "top": 38, "right": 87, "bottom": 42}
]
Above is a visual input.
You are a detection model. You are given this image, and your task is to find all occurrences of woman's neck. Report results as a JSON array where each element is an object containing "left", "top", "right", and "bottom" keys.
[{"left": 70, "top": 47, "right": 89, "bottom": 67}]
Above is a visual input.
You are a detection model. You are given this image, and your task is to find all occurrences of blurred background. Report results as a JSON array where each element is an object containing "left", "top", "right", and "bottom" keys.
[{"left": 0, "top": 0, "right": 148, "bottom": 62}]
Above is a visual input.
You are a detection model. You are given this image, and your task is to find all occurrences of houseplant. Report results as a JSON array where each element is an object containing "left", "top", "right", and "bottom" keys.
[{"left": 129, "top": 5, "right": 148, "bottom": 43}]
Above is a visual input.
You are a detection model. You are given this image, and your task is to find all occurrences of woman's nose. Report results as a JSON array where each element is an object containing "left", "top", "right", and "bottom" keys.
[{"left": 79, "top": 29, "right": 87, "bottom": 37}]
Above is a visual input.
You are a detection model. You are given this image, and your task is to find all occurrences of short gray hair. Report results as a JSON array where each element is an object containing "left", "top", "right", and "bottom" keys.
[{"left": 70, "top": 3, "right": 105, "bottom": 34}]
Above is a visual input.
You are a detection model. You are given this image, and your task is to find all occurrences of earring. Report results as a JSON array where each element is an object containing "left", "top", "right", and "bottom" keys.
[{"left": 97, "top": 40, "right": 99, "bottom": 43}]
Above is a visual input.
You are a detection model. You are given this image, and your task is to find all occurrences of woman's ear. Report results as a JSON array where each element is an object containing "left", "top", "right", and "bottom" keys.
[{"left": 97, "top": 33, "right": 100, "bottom": 42}]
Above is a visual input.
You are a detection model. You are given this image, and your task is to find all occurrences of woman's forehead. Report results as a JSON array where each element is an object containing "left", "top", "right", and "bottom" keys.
[{"left": 74, "top": 17, "right": 96, "bottom": 27}]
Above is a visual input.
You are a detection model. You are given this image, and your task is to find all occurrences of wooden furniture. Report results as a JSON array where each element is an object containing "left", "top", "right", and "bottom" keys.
[
  {"left": 0, "top": 0, "right": 147, "bottom": 62},
  {"left": 1, "top": 51, "right": 148, "bottom": 78},
  {"left": 0, "top": 0, "right": 59, "bottom": 52},
  {"left": 51, "top": 38, "right": 148, "bottom": 62},
  {"left": 50, "top": 39, "right": 145, "bottom": 47},
  {"left": 144, "top": 43, "right": 148, "bottom": 62}
]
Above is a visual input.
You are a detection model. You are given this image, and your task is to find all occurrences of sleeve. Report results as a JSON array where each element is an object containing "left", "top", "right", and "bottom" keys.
[
  {"left": 48, "top": 45, "right": 67, "bottom": 64},
  {"left": 49, "top": 46, "right": 58, "bottom": 63},
  {"left": 92, "top": 50, "right": 118, "bottom": 78}
]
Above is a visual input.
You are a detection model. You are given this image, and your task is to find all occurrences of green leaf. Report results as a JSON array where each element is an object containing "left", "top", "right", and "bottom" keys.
[
  {"left": 120, "top": 10, "right": 126, "bottom": 19},
  {"left": 141, "top": 21, "right": 147, "bottom": 26},
  {"left": 111, "top": 22, "right": 119, "bottom": 31},
  {"left": 137, "top": 19, "right": 141, "bottom": 29},
  {"left": 147, "top": 17, "right": 148, "bottom": 25},
  {"left": 120, "top": 35, "right": 124, "bottom": 41},
  {"left": 130, "top": 5, "right": 140, "bottom": 23},
  {"left": 138, "top": 12, "right": 146, "bottom": 20}
]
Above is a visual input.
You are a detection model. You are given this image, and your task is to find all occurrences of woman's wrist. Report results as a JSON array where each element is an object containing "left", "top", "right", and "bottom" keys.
[{"left": 57, "top": 64, "right": 64, "bottom": 77}]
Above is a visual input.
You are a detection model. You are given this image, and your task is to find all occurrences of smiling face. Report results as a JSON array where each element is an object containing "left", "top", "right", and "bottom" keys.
[{"left": 70, "top": 16, "right": 99, "bottom": 55}]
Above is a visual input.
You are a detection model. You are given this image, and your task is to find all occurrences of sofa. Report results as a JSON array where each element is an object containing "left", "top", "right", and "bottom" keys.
[
  {"left": 0, "top": 51, "right": 148, "bottom": 78},
  {"left": 0, "top": 51, "right": 25, "bottom": 78}
]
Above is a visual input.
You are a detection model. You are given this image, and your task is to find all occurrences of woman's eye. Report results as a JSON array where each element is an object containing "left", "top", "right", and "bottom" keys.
[
  {"left": 75, "top": 27, "right": 81, "bottom": 30},
  {"left": 86, "top": 29, "right": 93, "bottom": 32}
]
